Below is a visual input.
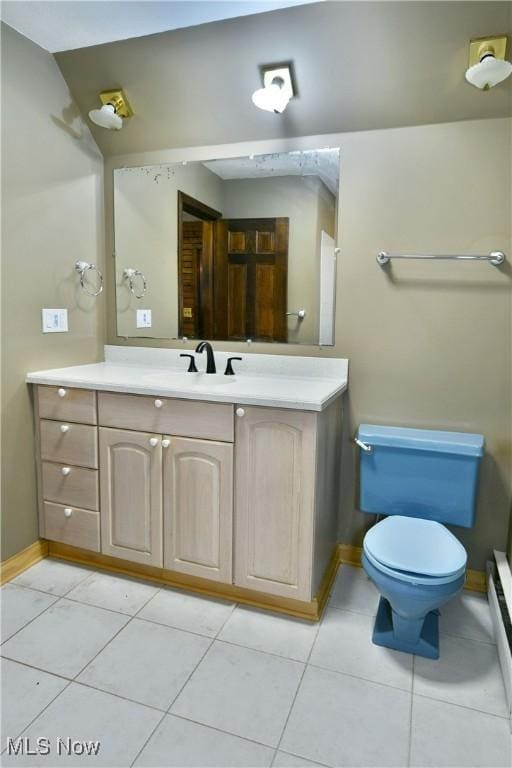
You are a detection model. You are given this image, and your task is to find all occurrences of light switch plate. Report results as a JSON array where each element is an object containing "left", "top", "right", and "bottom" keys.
[
  {"left": 42, "top": 308, "right": 68, "bottom": 333},
  {"left": 136, "top": 309, "right": 152, "bottom": 328}
]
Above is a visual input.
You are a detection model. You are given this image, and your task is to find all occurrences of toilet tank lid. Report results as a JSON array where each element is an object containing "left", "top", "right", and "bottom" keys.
[{"left": 357, "top": 424, "right": 484, "bottom": 457}]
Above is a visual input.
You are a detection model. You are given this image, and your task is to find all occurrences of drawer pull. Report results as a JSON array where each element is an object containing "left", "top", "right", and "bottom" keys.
[
  {"left": 162, "top": 439, "right": 170, "bottom": 448},
  {"left": 154, "top": 399, "right": 163, "bottom": 409},
  {"left": 60, "top": 424, "right": 70, "bottom": 434},
  {"left": 64, "top": 507, "right": 73, "bottom": 518},
  {"left": 236, "top": 408, "right": 245, "bottom": 418},
  {"left": 58, "top": 388, "right": 67, "bottom": 398},
  {"left": 149, "top": 437, "right": 159, "bottom": 447},
  {"left": 61, "top": 466, "right": 71, "bottom": 476}
]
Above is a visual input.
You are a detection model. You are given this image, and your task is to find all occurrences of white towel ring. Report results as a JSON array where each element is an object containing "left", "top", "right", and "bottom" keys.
[
  {"left": 123, "top": 268, "right": 147, "bottom": 299},
  {"left": 75, "top": 261, "right": 103, "bottom": 297}
]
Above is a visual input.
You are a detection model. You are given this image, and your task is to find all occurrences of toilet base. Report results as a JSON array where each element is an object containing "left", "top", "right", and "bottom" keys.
[{"left": 372, "top": 597, "right": 440, "bottom": 659}]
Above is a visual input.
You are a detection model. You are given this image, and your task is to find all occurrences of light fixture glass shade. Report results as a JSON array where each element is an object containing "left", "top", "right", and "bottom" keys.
[
  {"left": 88, "top": 103, "right": 123, "bottom": 130},
  {"left": 465, "top": 55, "right": 512, "bottom": 89},
  {"left": 251, "top": 83, "right": 290, "bottom": 114}
]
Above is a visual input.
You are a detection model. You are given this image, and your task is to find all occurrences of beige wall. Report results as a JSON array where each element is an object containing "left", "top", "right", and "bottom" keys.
[
  {"left": 1, "top": 24, "right": 105, "bottom": 560},
  {"left": 336, "top": 118, "right": 512, "bottom": 571},
  {"left": 106, "top": 118, "right": 512, "bottom": 570},
  {"left": 114, "top": 163, "right": 224, "bottom": 338},
  {"left": 223, "top": 175, "right": 335, "bottom": 343}
]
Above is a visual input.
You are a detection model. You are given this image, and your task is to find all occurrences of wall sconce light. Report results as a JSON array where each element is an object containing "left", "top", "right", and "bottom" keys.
[
  {"left": 88, "top": 89, "right": 133, "bottom": 130},
  {"left": 252, "top": 64, "right": 295, "bottom": 113},
  {"left": 465, "top": 36, "right": 512, "bottom": 90}
]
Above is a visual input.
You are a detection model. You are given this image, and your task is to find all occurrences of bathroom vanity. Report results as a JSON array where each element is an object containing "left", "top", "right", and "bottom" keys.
[{"left": 27, "top": 347, "right": 348, "bottom": 619}]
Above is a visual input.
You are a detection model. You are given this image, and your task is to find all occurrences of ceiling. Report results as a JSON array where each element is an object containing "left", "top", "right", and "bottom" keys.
[
  {"left": 54, "top": 1, "right": 512, "bottom": 158},
  {"left": 0, "top": 0, "right": 319, "bottom": 52},
  {"left": 204, "top": 149, "right": 340, "bottom": 195}
]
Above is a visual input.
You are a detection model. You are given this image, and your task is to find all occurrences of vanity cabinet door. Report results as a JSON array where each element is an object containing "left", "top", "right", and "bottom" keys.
[
  {"left": 163, "top": 436, "right": 233, "bottom": 583},
  {"left": 234, "top": 406, "right": 317, "bottom": 601},
  {"left": 99, "top": 428, "right": 163, "bottom": 567}
]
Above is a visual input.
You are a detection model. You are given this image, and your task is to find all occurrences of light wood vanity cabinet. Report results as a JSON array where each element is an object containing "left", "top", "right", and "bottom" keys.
[
  {"left": 36, "top": 386, "right": 100, "bottom": 552},
  {"left": 234, "top": 406, "right": 316, "bottom": 601},
  {"left": 164, "top": 437, "right": 233, "bottom": 582},
  {"left": 98, "top": 428, "right": 233, "bottom": 577},
  {"left": 99, "top": 428, "right": 163, "bottom": 567},
  {"left": 34, "top": 384, "right": 342, "bottom": 614}
]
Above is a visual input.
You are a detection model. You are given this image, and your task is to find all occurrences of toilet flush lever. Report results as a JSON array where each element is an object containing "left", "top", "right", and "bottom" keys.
[{"left": 354, "top": 437, "right": 373, "bottom": 454}]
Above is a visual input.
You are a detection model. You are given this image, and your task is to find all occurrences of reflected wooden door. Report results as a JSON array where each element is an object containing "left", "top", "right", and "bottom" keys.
[
  {"left": 181, "top": 221, "right": 203, "bottom": 339},
  {"left": 213, "top": 217, "right": 288, "bottom": 342}
]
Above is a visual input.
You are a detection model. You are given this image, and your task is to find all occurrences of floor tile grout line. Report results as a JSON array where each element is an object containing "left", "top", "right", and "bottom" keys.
[
  {"left": 69, "top": 678, "right": 168, "bottom": 715},
  {"left": 71, "top": 611, "right": 135, "bottom": 682},
  {"left": 129, "top": 710, "right": 177, "bottom": 768},
  {"left": 40, "top": 593, "right": 150, "bottom": 619},
  {"left": 10, "top": 560, "right": 96, "bottom": 599},
  {"left": 130, "top": 586, "right": 164, "bottom": 619},
  {"left": 1, "top": 678, "right": 75, "bottom": 750},
  {"left": 168, "top": 711, "right": 280, "bottom": 753},
  {"left": 211, "top": 635, "right": 317, "bottom": 664},
  {"left": 1, "top": 651, "right": 206, "bottom": 720},
  {"left": 271, "top": 615, "right": 323, "bottom": 766},
  {"left": 306, "top": 659, "right": 413, "bottom": 696},
  {"left": 130, "top": 632, "right": 218, "bottom": 767},
  {"left": 149, "top": 602, "right": 301, "bottom": 759},
  {"left": 165, "top": 638, "right": 216, "bottom": 715},
  {"left": 0, "top": 594, "right": 60, "bottom": 647},
  {"left": 0, "top": 654, "right": 72, "bottom": 683},
  {"left": 132, "top": 599, "right": 237, "bottom": 641},
  {"left": 272, "top": 749, "right": 331, "bottom": 768},
  {"left": 410, "top": 690, "right": 510, "bottom": 721}
]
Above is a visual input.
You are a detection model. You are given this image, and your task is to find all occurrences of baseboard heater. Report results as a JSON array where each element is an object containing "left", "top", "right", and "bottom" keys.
[{"left": 487, "top": 551, "right": 512, "bottom": 727}]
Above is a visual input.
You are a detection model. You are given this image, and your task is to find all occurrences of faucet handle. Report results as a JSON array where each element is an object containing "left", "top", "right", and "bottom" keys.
[
  {"left": 180, "top": 353, "right": 198, "bottom": 373},
  {"left": 225, "top": 357, "right": 242, "bottom": 376}
]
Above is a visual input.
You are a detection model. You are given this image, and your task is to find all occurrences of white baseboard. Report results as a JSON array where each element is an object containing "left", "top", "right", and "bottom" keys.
[{"left": 488, "top": 551, "right": 512, "bottom": 730}]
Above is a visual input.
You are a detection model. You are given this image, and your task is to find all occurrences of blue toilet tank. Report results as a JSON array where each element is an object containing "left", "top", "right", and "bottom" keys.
[{"left": 358, "top": 425, "right": 484, "bottom": 528}]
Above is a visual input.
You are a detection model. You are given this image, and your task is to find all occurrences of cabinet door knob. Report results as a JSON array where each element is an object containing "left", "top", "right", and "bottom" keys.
[
  {"left": 64, "top": 507, "right": 73, "bottom": 518},
  {"left": 58, "top": 388, "right": 67, "bottom": 398},
  {"left": 236, "top": 407, "right": 245, "bottom": 418},
  {"left": 61, "top": 467, "right": 71, "bottom": 476},
  {"left": 162, "top": 439, "right": 170, "bottom": 448},
  {"left": 60, "top": 424, "right": 70, "bottom": 433},
  {"left": 154, "top": 399, "right": 163, "bottom": 409},
  {"left": 149, "top": 437, "right": 159, "bottom": 447}
]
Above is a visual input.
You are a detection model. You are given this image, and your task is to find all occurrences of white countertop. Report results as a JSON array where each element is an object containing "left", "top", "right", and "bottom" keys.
[{"left": 26, "top": 346, "right": 348, "bottom": 411}]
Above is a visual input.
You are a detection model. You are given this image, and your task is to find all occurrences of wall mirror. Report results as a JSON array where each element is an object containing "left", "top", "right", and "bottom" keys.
[{"left": 114, "top": 146, "right": 339, "bottom": 345}]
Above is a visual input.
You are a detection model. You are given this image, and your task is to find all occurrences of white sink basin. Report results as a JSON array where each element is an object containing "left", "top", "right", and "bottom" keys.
[{"left": 188, "top": 373, "right": 236, "bottom": 387}]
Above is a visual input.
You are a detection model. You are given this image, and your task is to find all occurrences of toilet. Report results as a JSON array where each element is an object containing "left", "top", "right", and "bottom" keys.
[{"left": 356, "top": 424, "right": 484, "bottom": 660}]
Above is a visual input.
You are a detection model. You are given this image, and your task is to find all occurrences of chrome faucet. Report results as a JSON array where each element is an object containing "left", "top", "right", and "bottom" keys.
[{"left": 195, "top": 341, "right": 216, "bottom": 373}]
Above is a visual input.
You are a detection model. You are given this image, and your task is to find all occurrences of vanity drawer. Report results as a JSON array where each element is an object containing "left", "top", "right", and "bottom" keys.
[
  {"left": 40, "top": 420, "right": 98, "bottom": 469},
  {"left": 38, "top": 385, "right": 97, "bottom": 425},
  {"left": 98, "top": 392, "right": 234, "bottom": 442},
  {"left": 43, "top": 501, "right": 100, "bottom": 552},
  {"left": 42, "top": 461, "right": 99, "bottom": 511}
]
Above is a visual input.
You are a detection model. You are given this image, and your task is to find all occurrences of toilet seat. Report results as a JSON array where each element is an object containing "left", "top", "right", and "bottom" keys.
[{"left": 363, "top": 516, "right": 467, "bottom": 586}]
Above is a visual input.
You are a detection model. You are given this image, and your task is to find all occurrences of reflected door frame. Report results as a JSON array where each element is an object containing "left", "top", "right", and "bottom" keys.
[{"left": 177, "top": 191, "right": 222, "bottom": 339}]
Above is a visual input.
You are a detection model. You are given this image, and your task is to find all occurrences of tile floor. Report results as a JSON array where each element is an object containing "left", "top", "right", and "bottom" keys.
[{"left": 1, "top": 559, "right": 510, "bottom": 767}]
